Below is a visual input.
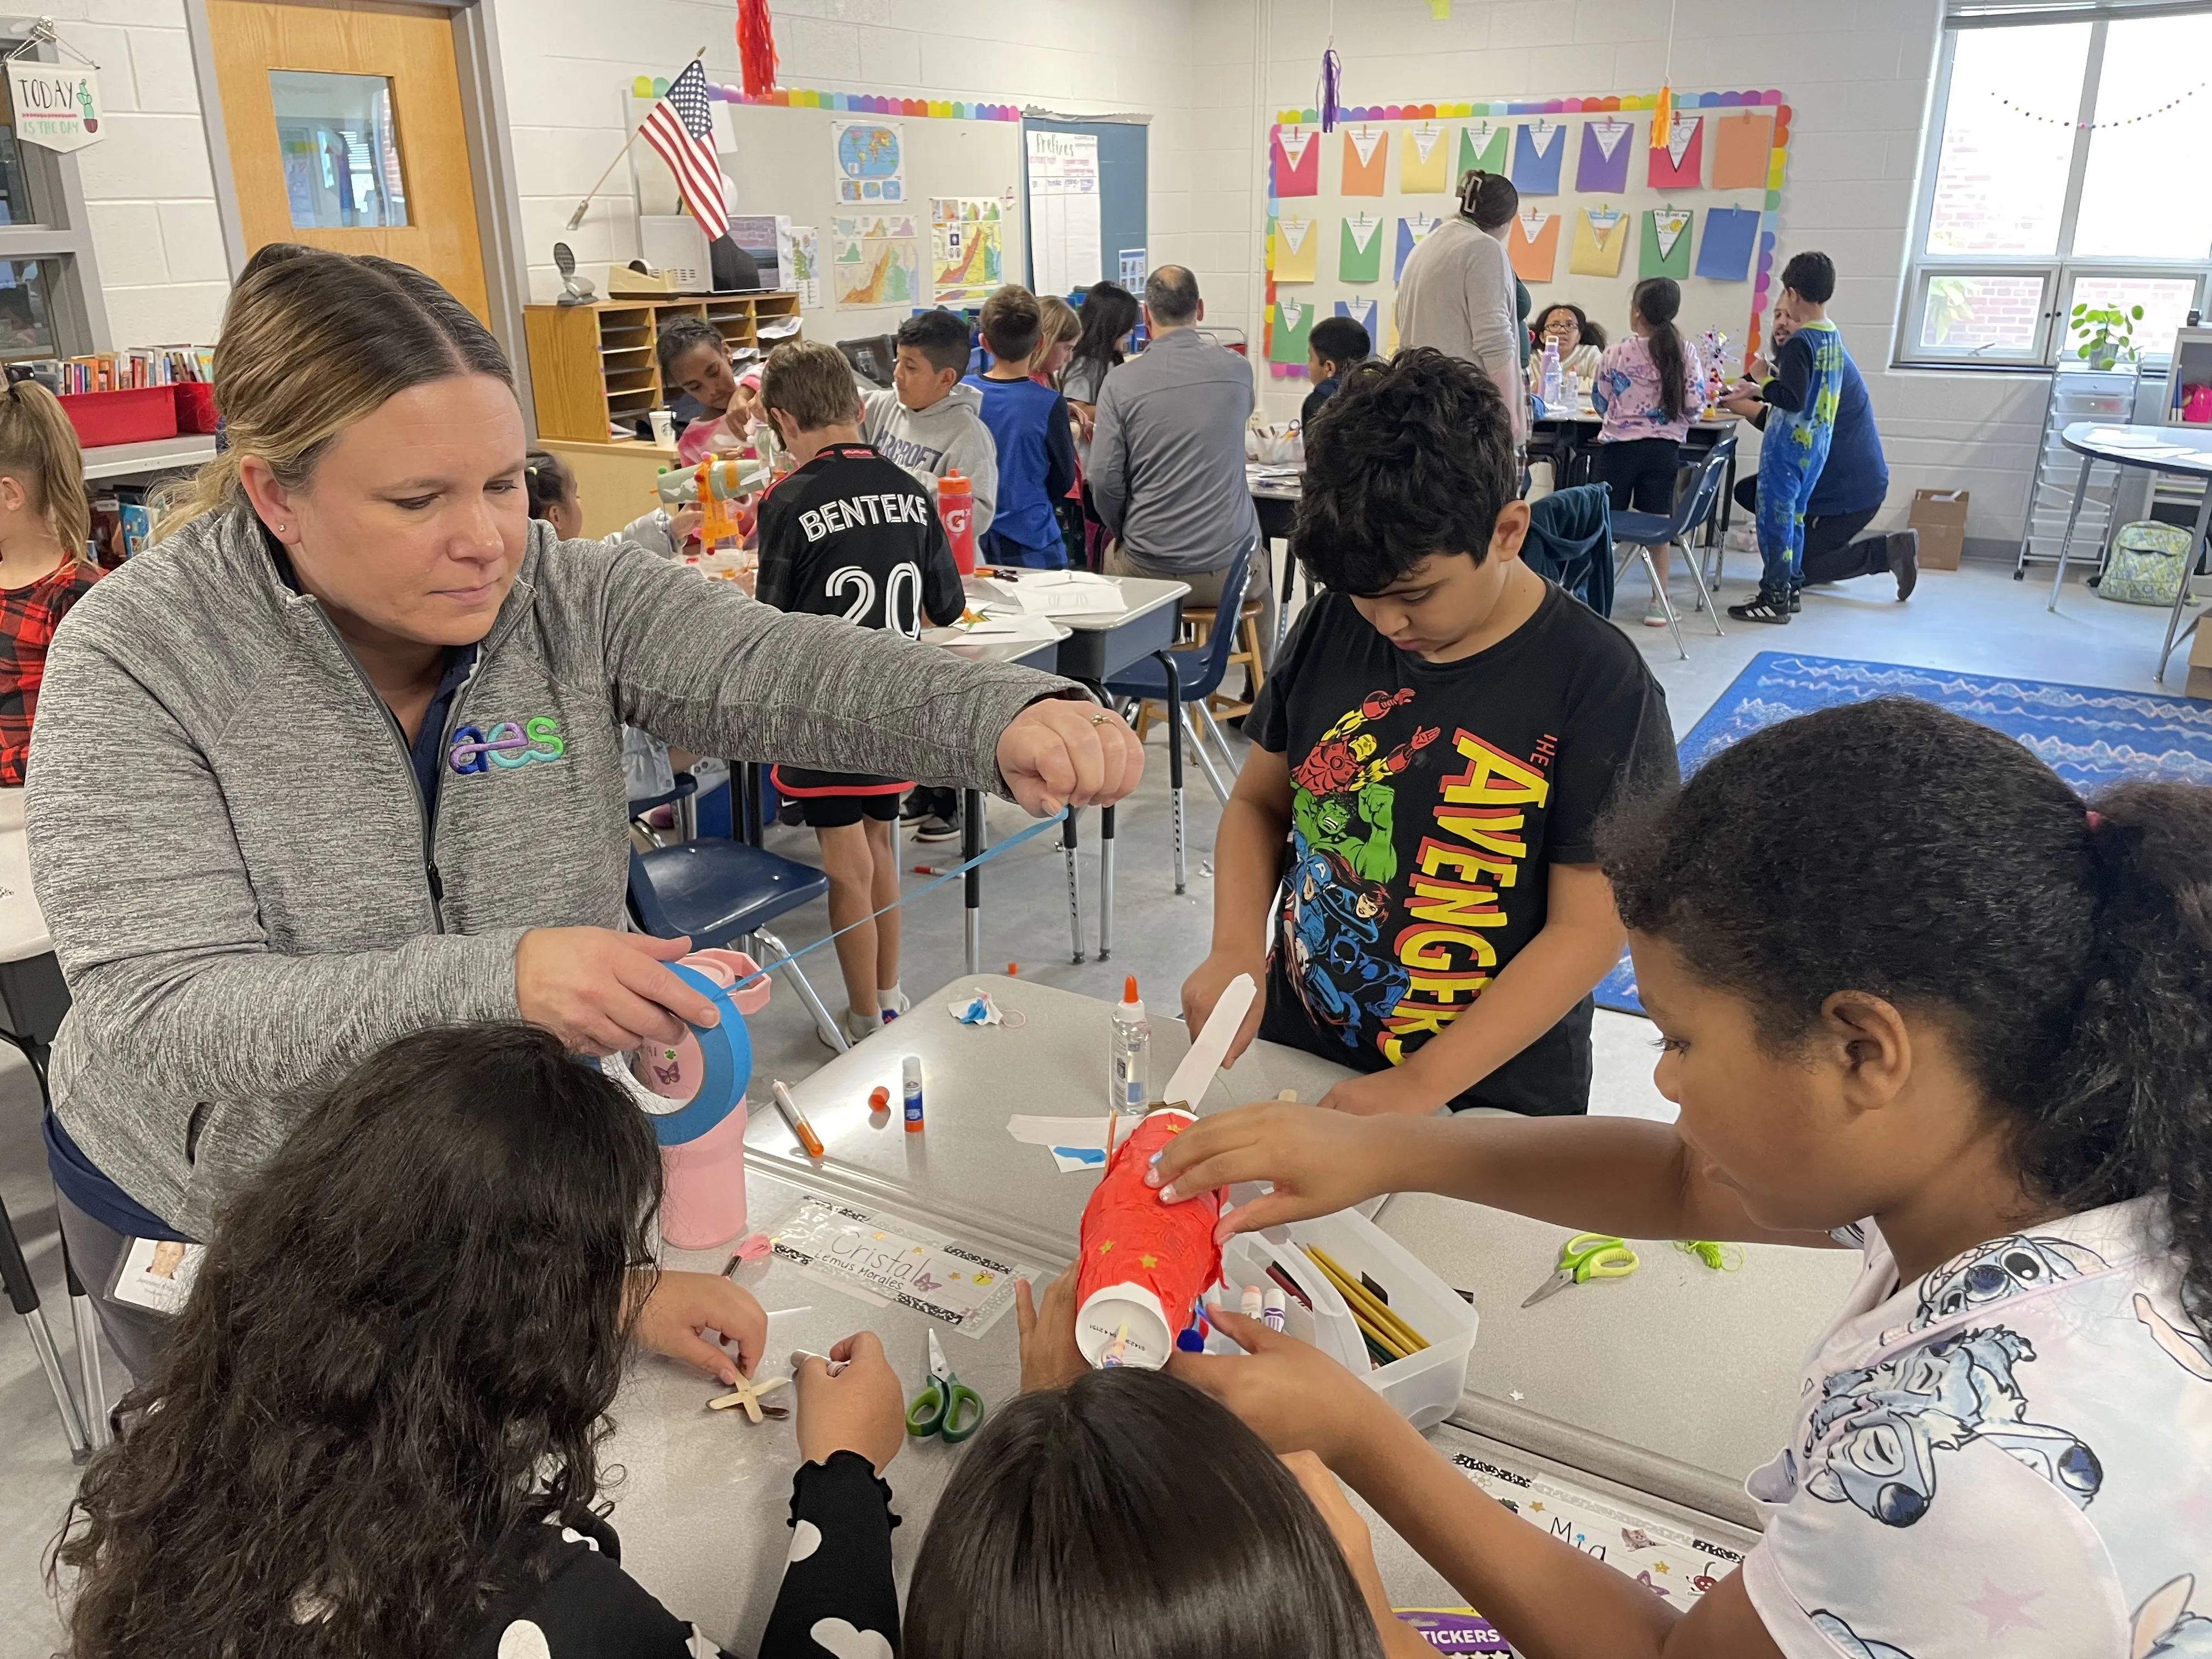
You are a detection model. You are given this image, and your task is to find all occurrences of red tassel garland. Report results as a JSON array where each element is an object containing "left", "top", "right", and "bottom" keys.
[{"left": 736, "top": 0, "right": 779, "bottom": 98}]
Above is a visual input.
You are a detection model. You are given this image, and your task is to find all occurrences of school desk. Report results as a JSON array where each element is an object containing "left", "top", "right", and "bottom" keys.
[
  {"left": 752, "top": 974, "right": 1853, "bottom": 1522},
  {"left": 2047, "top": 421, "right": 2212, "bottom": 681},
  {"left": 605, "top": 978, "right": 1797, "bottom": 1646},
  {"left": 965, "top": 573, "right": 1192, "bottom": 961}
]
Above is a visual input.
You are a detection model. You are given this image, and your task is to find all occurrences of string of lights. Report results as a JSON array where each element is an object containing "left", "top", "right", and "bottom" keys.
[{"left": 1987, "top": 80, "right": 2205, "bottom": 129}]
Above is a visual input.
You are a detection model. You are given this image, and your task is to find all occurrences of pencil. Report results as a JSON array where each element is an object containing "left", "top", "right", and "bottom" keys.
[{"left": 1307, "top": 1245, "right": 1426, "bottom": 1351}]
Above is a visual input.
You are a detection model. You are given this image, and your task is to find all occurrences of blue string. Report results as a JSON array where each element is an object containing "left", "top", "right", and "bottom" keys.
[{"left": 730, "top": 806, "right": 1070, "bottom": 992}]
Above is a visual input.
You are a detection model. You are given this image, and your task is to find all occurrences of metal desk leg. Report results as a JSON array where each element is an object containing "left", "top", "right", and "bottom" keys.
[
  {"left": 1157, "top": 648, "right": 1186, "bottom": 895},
  {"left": 0, "top": 1197, "right": 89, "bottom": 1461},
  {"left": 2047, "top": 453, "right": 2096, "bottom": 613},
  {"left": 63, "top": 1239, "right": 108, "bottom": 1449},
  {"left": 2157, "top": 488, "right": 2212, "bottom": 682},
  {"left": 962, "top": 787, "right": 985, "bottom": 975},
  {"left": 1063, "top": 808, "right": 1085, "bottom": 964},
  {"left": 1098, "top": 803, "right": 1115, "bottom": 961}
]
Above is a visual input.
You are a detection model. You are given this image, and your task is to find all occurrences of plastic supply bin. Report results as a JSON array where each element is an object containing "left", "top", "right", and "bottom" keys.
[
  {"left": 173, "top": 381, "right": 219, "bottom": 433},
  {"left": 1222, "top": 1194, "right": 1476, "bottom": 1428},
  {"left": 60, "top": 387, "right": 178, "bottom": 449}
]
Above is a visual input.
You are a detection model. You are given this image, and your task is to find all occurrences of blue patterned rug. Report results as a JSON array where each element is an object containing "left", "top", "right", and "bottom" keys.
[{"left": 1594, "top": 652, "right": 2212, "bottom": 1015}]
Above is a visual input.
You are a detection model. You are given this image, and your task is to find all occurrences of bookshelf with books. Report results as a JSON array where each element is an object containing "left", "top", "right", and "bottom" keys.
[{"left": 523, "top": 294, "right": 803, "bottom": 443}]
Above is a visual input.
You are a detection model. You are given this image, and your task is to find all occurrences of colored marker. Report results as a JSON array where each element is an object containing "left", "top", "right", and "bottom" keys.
[
  {"left": 1262, "top": 1286, "right": 1288, "bottom": 1332},
  {"left": 770, "top": 1079, "right": 826, "bottom": 1160},
  {"left": 1241, "top": 1284, "right": 1265, "bottom": 1321}
]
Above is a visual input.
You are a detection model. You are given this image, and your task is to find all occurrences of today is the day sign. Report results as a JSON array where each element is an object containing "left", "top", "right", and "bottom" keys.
[{"left": 7, "top": 63, "right": 102, "bottom": 153}]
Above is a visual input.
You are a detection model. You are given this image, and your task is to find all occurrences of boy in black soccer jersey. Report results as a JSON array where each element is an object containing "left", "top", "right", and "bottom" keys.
[
  {"left": 756, "top": 341, "right": 966, "bottom": 1045},
  {"left": 1181, "top": 349, "right": 1679, "bottom": 1118}
]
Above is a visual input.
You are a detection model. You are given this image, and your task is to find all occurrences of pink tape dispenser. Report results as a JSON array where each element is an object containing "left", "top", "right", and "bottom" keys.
[{"left": 629, "top": 947, "right": 771, "bottom": 1249}]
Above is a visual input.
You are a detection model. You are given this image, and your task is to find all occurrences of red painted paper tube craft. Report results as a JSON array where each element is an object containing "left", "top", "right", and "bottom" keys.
[{"left": 1075, "top": 1109, "right": 1222, "bottom": 1370}]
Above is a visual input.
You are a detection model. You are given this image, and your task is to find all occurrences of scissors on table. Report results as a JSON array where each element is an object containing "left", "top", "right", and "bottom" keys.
[
  {"left": 1521, "top": 1232, "right": 1640, "bottom": 1308},
  {"left": 905, "top": 1329, "right": 985, "bottom": 1443}
]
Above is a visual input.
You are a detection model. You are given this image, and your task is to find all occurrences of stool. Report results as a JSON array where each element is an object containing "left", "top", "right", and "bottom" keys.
[{"left": 1178, "top": 597, "right": 1266, "bottom": 720}]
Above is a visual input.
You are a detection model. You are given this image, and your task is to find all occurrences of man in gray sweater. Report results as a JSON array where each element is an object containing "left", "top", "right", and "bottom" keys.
[{"left": 1091, "top": 267, "right": 1271, "bottom": 658}]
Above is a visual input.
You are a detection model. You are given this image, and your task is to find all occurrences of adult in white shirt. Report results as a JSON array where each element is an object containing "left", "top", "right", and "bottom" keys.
[{"left": 1395, "top": 170, "right": 1527, "bottom": 443}]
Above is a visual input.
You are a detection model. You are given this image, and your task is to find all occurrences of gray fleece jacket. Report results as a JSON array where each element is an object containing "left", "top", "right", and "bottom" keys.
[
  {"left": 859, "top": 383, "right": 998, "bottom": 539},
  {"left": 25, "top": 509, "right": 1069, "bottom": 1237}
]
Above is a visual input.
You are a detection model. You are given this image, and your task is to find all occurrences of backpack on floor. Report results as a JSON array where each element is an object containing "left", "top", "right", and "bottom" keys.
[{"left": 2096, "top": 521, "right": 2197, "bottom": 606}]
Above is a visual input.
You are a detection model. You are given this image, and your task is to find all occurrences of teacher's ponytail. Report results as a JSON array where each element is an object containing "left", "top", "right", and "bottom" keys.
[{"left": 155, "top": 244, "right": 511, "bottom": 540}]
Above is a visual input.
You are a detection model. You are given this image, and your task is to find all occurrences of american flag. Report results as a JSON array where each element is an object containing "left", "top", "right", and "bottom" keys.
[{"left": 640, "top": 60, "right": 729, "bottom": 241}]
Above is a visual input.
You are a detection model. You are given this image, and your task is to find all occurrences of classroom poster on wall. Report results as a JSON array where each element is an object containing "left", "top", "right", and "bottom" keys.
[
  {"left": 1269, "top": 296, "right": 1314, "bottom": 363},
  {"left": 1641, "top": 206, "right": 1694, "bottom": 278},
  {"left": 1649, "top": 114, "right": 1703, "bottom": 190},
  {"left": 930, "top": 197, "right": 1004, "bottom": 306},
  {"left": 1272, "top": 213, "right": 1318, "bottom": 282},
  {"left": 833, "top": 213, "right": 922, "bottom": 308},
  {"left": 1027, "top": 129, "right": 1102, "bottom": 294},
  {"left": 1402, "top": 121, "right": 1448, "bottom": 193},
  {"left": 832, "top": 121, "right": 906, "bottom": 202},
  {"left": 1272, "top": 125, "right": 1319, "bottom": 195},
  {"left": 788, "top": 224, "right": 823, "bottom": 307},
  {"left": 1458, "top": 122, "right": 1506, "bottom": 179},
  {"left": 1709, "top": 110, "right": 1776, "bottom": 191},
  {"left": 1508, "top": 209, "right": 1559, "bottom": 281},
  {"left": 1395, "top": 212, "right": 1441, "bottom": 281},
  {"left": 1335, "top": 295, "right": 1378, "bottom": 336},
  {"left": 1342, "top": 125, "right": 1387, "bottom": 195},
  {"left": 1694, "top": 205, "right": 1759, "bottom": 281},
  {"left": 1577, "top": 118, "right": 1634, "bottom": 193},
  {"left": 1569, "top": 207, "right": 1628, "bottom": 277},
  {"left": 1340, "top": 213, "right": 1384, "bottom": 284},
  {"left": 1510, "top": 120, "right": 1565, "bottom": 195}
]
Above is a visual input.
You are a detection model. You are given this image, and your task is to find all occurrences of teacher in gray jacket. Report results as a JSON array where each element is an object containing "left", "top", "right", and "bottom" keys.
[{"left": 24, "top": 245, "right": 1142, "bottom": 1381}]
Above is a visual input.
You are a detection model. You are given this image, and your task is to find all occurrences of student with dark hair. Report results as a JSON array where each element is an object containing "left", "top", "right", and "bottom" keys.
[
  {"left": 964, "top": 285, "right": 1077, "bottom": 568},
  {"left": 1180, "top": 348, "right": 1677, "bottom": 1118},
  {"left": 1303, "top": 313, "right": 1372, "bottom": 427},
  {"left": 523, "top": 448, "right": 701, "bottom": 557},
  {"left": 56, "top": 1024, "right": 909, "bottom": 1659},
  {"left": 1531, "top": 301, "right": 1605, "bottom": 382},
  {"left": 906, "top": 1365, "right": 1419, "bottom": 1659},
  {"left": 859, "top": 306, "right": 998, "bottom": 544},
  {"left": 1591, "top": 278, "right": 1703, "bottom": 627},
  {"left": 1061, "top": 279, "right": 1142, "bottom": 451},
  {"left": 655, "top": 316, "right": 759, "bottom": 464},
  {"left": 1158, "top": 695, "right": 2212, "bottom": 1659},
  {"left": 1395, "top": 170, "right": 1527, "bottom": 442},
  {"left": 1728, "top": 250, "right": 1844, "bottom": 624}
]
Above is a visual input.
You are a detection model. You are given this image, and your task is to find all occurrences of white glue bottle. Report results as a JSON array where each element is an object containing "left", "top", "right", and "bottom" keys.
[{"left": 1109, "top": 974, "right": 1149, "bottom": 1114}]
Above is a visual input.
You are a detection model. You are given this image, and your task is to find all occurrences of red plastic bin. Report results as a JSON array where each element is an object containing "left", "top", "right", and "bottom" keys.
[
  {"left": 173, "top": 380, "right": 218, "bottom": 434},
  {"left": 60, "top": 387, "right": 178, "bottom": 449}
]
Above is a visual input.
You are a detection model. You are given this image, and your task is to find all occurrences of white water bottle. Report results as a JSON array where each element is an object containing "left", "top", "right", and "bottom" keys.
[
  {"left": 1539, "top": 340, "right": 1564, "bottom": 411},
  {"left": 1109, "top": 974, "right": 1149, "bottom": 1113}
]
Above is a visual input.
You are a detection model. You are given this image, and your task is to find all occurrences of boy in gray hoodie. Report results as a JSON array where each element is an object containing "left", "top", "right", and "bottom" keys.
[{"left": 859, "top": 307, "right": 998, "bottom": 540}]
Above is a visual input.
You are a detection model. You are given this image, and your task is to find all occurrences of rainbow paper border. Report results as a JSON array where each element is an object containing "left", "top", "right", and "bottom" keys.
[
  {"left": 1263, "top": 89, "right": 1791, "bottom": 378},
  {"left": 630, "top": 72, "right": 1026, "bottom": 121}
]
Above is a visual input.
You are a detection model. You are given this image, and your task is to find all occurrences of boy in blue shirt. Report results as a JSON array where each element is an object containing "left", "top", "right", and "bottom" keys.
[
  {"left": 1728, "top": 251, "right": 1846, "bottom": 625},
  {"left": 964, "top": 286, "right": 1077, "bottom": 568}
]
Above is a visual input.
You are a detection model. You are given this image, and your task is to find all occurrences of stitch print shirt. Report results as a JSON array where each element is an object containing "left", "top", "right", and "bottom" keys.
[
  {"left": 1740, "top": 1195, "right": 2212, "bottom": 1658},
  {"left": 1592, "top": 334, "right": 1705, "bottom": 445}
]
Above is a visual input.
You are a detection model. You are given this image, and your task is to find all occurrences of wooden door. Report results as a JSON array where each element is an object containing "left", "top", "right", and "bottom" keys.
[{"left": 204, "top": 0, "right": 489, "bottom": 320}]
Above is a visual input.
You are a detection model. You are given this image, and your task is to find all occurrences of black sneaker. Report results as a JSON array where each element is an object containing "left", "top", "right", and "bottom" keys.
[
  {"left": 1727, "top": 589, "right": 1792, "bottom": 625},
  {"left": 1888, "top": 529, "right": 1920, "bottom": 601},
  {"left": 913, "top": 814, "right": 960, "bottom": 843},
  {"left": 899, "top": 793, "right": 933, "bottom": 823},
  {"left": 1788, "top": 580, "right": 1803, "bottom": 614}
]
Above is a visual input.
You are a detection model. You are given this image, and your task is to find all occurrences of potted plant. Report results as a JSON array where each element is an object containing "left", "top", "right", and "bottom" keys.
[{"left": 2071, "top": 302, "right": 2143, "bottom": 371}]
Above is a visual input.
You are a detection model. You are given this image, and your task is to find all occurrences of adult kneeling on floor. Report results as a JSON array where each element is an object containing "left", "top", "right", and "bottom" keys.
[{"left": 24, "top": 244, "right": 1143, "bottom": 1383}]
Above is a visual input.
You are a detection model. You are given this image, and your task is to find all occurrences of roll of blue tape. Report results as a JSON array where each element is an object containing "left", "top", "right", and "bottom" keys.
[{"left": 645, "top": 962, "right": 754, "bottom": 1148}]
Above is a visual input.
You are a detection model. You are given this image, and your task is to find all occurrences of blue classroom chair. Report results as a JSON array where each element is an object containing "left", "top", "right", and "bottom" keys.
[
  {"left": 1607, "top": 438, "right": 1735, "bottom": 659},
  {"left": 1103, "top": 533, "right": 1255, "bottom": 811}
]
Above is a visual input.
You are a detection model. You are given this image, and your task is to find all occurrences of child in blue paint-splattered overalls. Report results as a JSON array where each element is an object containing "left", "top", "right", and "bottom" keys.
[{"left": 1729, "top": 251, "right": 1844, "bottom": 625}]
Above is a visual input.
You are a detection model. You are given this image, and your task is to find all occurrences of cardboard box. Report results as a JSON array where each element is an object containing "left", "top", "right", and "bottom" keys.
[
  {"left": 2187, "top": 613, "right": 2212, "bottom": 701},
  {"left": 1908, "top": 489, "right": 1969, "bottom": 571}
]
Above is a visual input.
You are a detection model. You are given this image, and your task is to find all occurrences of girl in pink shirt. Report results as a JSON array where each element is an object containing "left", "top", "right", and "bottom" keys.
[{"left": 1592, "top": 278, "right": 1702, "bottom": 627}]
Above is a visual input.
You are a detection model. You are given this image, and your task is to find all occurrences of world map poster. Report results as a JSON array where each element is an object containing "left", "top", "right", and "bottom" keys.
[
  {"left": 834, "top": 212, "right": 922, "bottom": 309},
  {"left": 832, "top": 120, "right": 905, "bottom": 203},
  {"left": 930, "top": 196, "right": 1003, "bottom": 307}
]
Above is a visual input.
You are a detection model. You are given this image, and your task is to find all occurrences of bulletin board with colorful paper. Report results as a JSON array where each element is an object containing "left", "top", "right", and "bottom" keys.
[{"left": 1262, "top": 90, "right": 1791, "bottom": 384}]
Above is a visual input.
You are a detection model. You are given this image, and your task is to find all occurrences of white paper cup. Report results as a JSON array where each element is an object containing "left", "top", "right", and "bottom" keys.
[
  {"left": 650, "top": 408, "right": 676, "bottom": 447},
  {"left": 1076, "top": 1283, "right": 1175, "bottom": 1372}
]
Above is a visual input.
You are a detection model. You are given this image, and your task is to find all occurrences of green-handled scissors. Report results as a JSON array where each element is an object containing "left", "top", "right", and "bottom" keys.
[
  {"left": 905, "top": 1329, "right": 985, "bottom": 1443},
  {"left": 1521, "top": 1232, "right": 1640, "bottom": 1308}
]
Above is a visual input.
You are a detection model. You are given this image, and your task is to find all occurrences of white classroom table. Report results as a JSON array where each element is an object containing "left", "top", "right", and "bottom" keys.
[
  {"left": 604, "top": 975, "right": 1845, "bottom": 1648},
  {"left": 2047, "top": 420, "right": 2212, "bottom": 681}
]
